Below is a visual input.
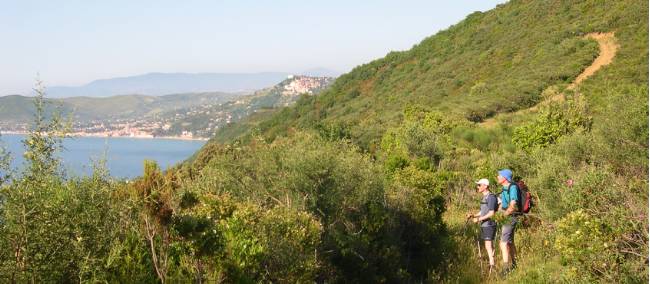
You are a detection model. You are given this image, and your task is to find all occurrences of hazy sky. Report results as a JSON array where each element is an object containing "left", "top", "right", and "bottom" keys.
[{"left": 0, "top": 0, "right": 505, "bottom": 95}]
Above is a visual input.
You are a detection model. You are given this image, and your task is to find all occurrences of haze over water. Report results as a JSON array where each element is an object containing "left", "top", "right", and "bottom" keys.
[{"left": 1, "top": 134, "right": 204, "bottom": 179}]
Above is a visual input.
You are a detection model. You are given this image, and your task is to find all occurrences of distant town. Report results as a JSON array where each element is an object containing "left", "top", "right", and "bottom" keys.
[{"left": 0, "top": 75, "right": 333, "bottom": 141}]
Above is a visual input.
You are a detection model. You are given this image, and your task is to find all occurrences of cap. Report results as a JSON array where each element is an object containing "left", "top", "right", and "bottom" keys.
[
  {"left": 475, "top": 178, "right": 490, "bottom": 186},
  {"left": 498, "top": 169, "right": 513, "bottom": 182}
]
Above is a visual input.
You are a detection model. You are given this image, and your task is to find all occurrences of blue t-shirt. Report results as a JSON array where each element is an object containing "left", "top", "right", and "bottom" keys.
[{"left": 501, "top": 183, "right": 519, "bottom": 210}]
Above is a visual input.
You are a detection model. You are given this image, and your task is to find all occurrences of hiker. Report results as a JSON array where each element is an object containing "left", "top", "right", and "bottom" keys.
[
  {"left": 466, "top": 178, "right": 497, "bottom": 273},
  {"left": 496, "top": 169, "right": 519, "bottom": 274}
]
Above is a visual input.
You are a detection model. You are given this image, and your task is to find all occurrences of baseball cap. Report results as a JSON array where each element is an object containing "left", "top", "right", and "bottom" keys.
[
  {"left": 475, "top": 178, "right": 490, "bottom": 186},
  {"left": 498, "top": 169, "right": 513, "bottom": 182}
]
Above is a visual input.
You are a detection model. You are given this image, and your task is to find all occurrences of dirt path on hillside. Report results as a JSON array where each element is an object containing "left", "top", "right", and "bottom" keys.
[
  {"left": 479, "top": 32, "right": 618, "bottom": 127},
  {"left": 568, "top": 32, "right": 618, "bottom": 89}
]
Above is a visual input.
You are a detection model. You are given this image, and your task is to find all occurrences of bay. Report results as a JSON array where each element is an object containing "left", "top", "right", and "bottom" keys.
[{"left": 0, "top": 134, "right": 205, "bottom": 179}]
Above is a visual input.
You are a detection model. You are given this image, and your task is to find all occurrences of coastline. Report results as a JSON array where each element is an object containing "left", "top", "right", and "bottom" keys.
[{"left": 1, "top": 131, "right": 209, "bottom": 142}]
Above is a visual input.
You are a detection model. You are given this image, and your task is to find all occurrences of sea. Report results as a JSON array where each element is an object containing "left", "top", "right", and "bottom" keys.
[{"left": 0, "top": 134, "right": 205, "bottom": 179}]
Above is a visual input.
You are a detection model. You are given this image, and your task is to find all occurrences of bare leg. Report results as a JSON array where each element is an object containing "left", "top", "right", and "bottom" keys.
[
  {"left": 500, "top": 241, "right": 510, "bottom": 265},
  {"left": 484, "top": 240, "right": 495, "bottom": 266}
]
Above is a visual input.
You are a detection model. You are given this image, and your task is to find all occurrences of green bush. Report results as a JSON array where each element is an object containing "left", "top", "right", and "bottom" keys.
[
  {"left": 513, "top": 98, "right": 591, "bottom": 150},
  {"left": 0, "top": 84, "right": 121, "bottom": 282},
  {"left": 554, "top": 210, "right": 615, "bottom": 282}
]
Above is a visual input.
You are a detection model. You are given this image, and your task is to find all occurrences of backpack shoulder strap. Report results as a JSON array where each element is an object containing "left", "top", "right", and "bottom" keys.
[
  {"left": 488, "top": 192, "right": 499, "bottom": 211},
  {"left": 504, "top": 183, "right": 515, "bottom": 198}
]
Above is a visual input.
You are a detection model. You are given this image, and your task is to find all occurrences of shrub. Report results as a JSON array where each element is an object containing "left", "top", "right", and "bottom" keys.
[
  {"left": 513, "top": 98, "right": 591, "bottom": 150},
  {"left": 554, "top": 210, "right": 616, "bottom": 282}
]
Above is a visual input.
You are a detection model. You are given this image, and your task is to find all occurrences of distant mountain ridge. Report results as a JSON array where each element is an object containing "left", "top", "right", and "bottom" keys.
[{"left": 44, "top": 72, "right": 291, "bottom": 98}]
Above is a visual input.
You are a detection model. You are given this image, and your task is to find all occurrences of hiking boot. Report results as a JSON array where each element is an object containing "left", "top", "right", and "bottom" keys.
[{"left": 500, "top": 265, "right": 513, "bottom": 278}]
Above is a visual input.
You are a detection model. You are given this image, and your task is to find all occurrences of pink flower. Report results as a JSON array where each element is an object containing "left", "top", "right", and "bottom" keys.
[{"left": 566, "top": 179, "right": 574, "bottom": 187}]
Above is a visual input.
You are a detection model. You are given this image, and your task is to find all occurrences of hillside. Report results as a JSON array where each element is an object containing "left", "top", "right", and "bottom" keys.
[
  {"left": 209, "top": 1, "right": 636, "bottom": 147},
  {"left": 183, "top": 0, "right": 648, "bottom": 282},
  {"left": 480, "top": 32, "right": 619, "bottom": 127},
  {"left": 44, "top": 72, "right": 290, "bottom": 98},
  {"left": 0, "top": 92, "right": 241, "bottom": 132},
  {"left": 0, "top": 95, "right": 47, "bottom": 124},
  {"left": 154, "top": 75, "right": 334, "bottom": 138},
  {"left": 63, "top": 92, "right": 243, "bottom": 120}
]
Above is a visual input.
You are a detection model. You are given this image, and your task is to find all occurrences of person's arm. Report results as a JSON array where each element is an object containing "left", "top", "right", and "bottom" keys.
[
  {"left": 466, "top": 211, "right": 478, "bottom": 219},
  {"left": 504, "top": 200, "right": 517, "bottom": 216},
  {"left": 467, "top": 211, "right": 481, "bottom": 219},
  {"left": 479, "top": 210, "right": 494, "bottom": 221},
  {"left": 504, "top": 185, "right": 519, "bottom": 216}
]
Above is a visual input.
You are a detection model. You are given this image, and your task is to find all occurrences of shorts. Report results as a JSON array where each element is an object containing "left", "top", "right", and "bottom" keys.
[
  {"left": 480, "top": 225, "right": 497, "bottom": 241},
  {"left": 501, "top": 217, "right": 518, "bottom": 244}
]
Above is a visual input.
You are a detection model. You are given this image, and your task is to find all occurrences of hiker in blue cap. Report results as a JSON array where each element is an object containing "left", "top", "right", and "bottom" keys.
[{"left": 496, "top": 169, "right": 519, "bottom": 275}]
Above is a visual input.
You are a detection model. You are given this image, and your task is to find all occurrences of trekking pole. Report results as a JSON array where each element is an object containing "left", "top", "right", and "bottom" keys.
[{"left": 476, "top": 234, "right": 483, "bottom": 274}]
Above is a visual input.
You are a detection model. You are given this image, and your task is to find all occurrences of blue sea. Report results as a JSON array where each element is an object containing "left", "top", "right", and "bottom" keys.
[{"left": 0, "top": 134, "right": 205, "bottom": 179}]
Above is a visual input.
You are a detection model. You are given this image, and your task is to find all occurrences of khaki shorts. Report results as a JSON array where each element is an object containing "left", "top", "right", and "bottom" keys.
[{"left": 500, "top": 217, "right": 518, "bottom": 244}]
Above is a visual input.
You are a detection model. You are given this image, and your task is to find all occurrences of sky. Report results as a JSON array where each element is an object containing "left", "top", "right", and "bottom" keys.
[{"left": 0, "top": 0, "right": 506, "bottom": 95}]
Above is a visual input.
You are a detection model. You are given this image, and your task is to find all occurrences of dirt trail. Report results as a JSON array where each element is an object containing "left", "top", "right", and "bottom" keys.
[
  {"left": 479, "top": 32, "right": 618, "bottom": 127},
  {"left": 568, "top": 32, "right": 618, "bottom": 89}
]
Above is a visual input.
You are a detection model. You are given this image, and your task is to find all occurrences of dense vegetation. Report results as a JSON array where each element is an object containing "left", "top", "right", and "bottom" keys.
[{"left": 0, "top": 0, "right": 647, "bottom": 282}]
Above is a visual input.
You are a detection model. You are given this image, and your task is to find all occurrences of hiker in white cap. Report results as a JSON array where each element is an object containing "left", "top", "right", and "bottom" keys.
[{"left": 466, "top": 178, "right": 498, "bottom": 273}]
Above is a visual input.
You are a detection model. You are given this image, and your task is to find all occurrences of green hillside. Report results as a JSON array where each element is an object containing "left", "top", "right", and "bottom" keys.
[
  {"left": 0, "top": 92, "right": 239, "bottom": 123},
  {"left": 155, "top": 76, "right": 333, "bottom": 138},
  {"left": 211, "top": 0, "right": 640, "bottom": 148},
  {"left": 64, "top": 92, "right": 241, "bottom": 120},
  {"left": 0, "top": 0, "right": 646, "bottom": 282},
  {"left": 0, "top": 95, "right": 52, "bottom": 123},
  {"left": 186, "top": 0, "right": 648, "bottom": 282}
]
